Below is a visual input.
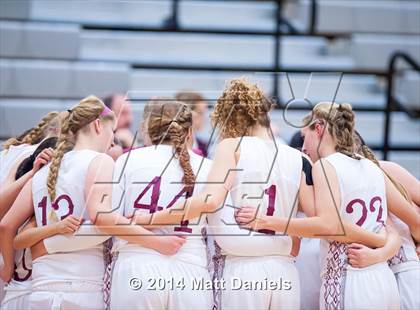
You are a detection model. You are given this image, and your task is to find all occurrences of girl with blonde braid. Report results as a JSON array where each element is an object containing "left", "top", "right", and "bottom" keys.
[
  {"left": 110, "top": 99, "right": 213, "bottom": 310},
  {"left": 133, "top": 80, "right": 388, "bottom": 310},
  {"left": 0, "top": 96, "right": 184, "bottom": 309}
]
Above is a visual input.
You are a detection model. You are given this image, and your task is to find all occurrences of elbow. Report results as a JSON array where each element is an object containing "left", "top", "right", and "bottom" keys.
[
  {"left": 0, "top": 220, "right": 17, "bottom": 246},
  {"left": 321, "top": 219, "right": 342, "bottom": 236},
  {"left": 92, "top": 213, "right": 115, "bottom": 235},
  {"left": 0, "top": 220, "right": 14, "bottom": 236},
  {"left": 204, "top": 199, "right": 218, "bottom": 213},
  {"left": 13, "top": 237, "right": 23, "bottom": 250}
]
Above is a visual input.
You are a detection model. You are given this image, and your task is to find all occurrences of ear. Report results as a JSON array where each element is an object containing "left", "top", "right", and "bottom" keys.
[
  {"left": 315, "top": 123, "right": 324, "bottom": 137},
  {"left": 93, "top": 119, "right": 101, "bottom": 134},
  {"left": 187, "top": 127, "right": 193, "bottom": 141}
]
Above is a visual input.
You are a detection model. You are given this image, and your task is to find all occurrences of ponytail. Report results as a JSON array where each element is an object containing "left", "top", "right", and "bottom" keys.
[{"left": 47, "top": 95, "right": 112, "bottom": 201}]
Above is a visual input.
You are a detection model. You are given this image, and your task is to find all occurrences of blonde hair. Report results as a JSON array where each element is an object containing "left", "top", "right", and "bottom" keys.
[
  {"left": 146, "top": 99, "right": 195, "bottom": 191},
  {"left": 306, "top": 102, "right": 358, "bottom": 159},
  {"left": 212, "top": 77, "right": 274, "bottom": 139},
  {"left": 47, "top": 95, "right": 114, "bottom": 201},
  {"left": 3, "top": 111, "right": 60, "bottom": 149},
  {"left": 307, "top": 102, "right": 411, "bottom": 201}
]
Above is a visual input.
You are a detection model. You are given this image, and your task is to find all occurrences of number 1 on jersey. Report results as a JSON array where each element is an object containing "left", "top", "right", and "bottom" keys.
[{"left": 257, "top": 184, "right": 276, "bottom": 235}]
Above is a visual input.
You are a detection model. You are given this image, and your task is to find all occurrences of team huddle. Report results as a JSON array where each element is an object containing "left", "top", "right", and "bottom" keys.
[{"left": 0, "top": 78, "right": 419, "bottom": 310}]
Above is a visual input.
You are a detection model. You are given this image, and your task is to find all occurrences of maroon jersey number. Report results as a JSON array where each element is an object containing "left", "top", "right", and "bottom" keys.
[
  {"left": 37, "top": 194, "right": 74, "bottom": 226},
  {"left": 133, "top": 177, "right": 194, "bottom": 233}
]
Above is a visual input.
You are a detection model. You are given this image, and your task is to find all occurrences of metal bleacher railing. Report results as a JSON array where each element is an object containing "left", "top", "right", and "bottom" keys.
[
  {"left": 81, "top": 0, "right": 419, "bottom": 157},
  {"left": 1, "top": 0, "right": 419, "bottom": 157},
  {"left": 384, "top": 52, "right": 420, "bottom": 159}
]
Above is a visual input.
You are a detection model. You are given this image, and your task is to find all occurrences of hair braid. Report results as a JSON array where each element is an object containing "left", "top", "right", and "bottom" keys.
[
  {"left": 47, "top": 115, "right": 73, "bottom": 201},
  {"left": 309, "top": 102, "right": 412, "bottom": 203},
  {"left": 3, "top": 111, "right": 59, "bottom": 149},
  {"left": 146, "top": 99, "right": 196, "bottom": 190},
  {"left": 169, "top": 119, "right": 195, "bottom": 192},
  {"left": 46, "top": 95, "right": 114, "bottom": 201}
]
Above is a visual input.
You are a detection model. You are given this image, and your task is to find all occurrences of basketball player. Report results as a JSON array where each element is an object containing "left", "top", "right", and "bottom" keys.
[
  {"left": 1, "top": 96, "right": 186, "bottom": 309},
  {"left": 0, "top": 137, "right": 56, "bottom": 308},
  {"left": 109, "top": 99, "right": 213, "bottom": 310},
  {"left": 134, "top": 80, "right": 388, "bottom": 310},
  {"left": 235, "top": 102, "right": 420, "bottom": 309},
  {"left": 346, "top": 139, "right": 420, "bottom": 310},
  {"left": 0, "top": 111, "right": 60, "bottom": 220}
]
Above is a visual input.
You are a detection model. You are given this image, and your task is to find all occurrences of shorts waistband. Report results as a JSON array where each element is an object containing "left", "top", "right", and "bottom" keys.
[
  {"left": 346, "top": 261, "right": 390, "bottom": 272},
  {"left": 31, "top": 280, "right": 102, "bottom": 292},
  {"left": 390, "top": 260, "right": 420, "bottom": 274},
  {"left": 225, "top": 255, "right": 295, "bottom": 264}
]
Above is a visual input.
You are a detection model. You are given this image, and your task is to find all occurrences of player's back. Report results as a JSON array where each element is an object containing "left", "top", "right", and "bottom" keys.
[
  {"left": 320, "top": 152, "right": 388, "bottom": 277},
  {"left": 31, "top": 149, "right": 105, "bottom": 283},
  {"left": 209, "top": 136, "right": 302, "bottom": 257},
  {"left": 324, "top": 152, "right": 387, "bottom": 232},
  {"left": 113, "top": 144, "right": 212, "bottom": 268}
]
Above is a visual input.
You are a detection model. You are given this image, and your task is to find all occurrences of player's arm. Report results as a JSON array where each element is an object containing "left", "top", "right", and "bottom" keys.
[
  {"left": 298, "top": 154, "right": 315, "bottom": 216},
  {"left": 0, "top": 180, "right": 35, "bottom": 282},
  {"left": 42, "top": 221, "right": 110, "bottom": 254},
  {"left": 384, "top": 174, "right": 420, "bottom": 242},
  {"left": 0, "top": 149, "right": 52, "bottom": 220},
  {"left": 236, "top": 160, "right": 386, "bottom": 248},
  {"left": 88, "top": 154, "right": 186, "bottom": 255},
  {"left": 347, "top": 217, "right": 401, "bottom": 268},
  {"left": 380, "top": 160, "right": 420, "bottom": 206},
  {"left": 134, "top": 138, "right": 237, "bottom": 227},
  {"left": 14, "top": 215, "right": 81, "bottom": 250}
]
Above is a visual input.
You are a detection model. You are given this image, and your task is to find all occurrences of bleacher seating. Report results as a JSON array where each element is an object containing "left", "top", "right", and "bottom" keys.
[{"left": 0, "top": 0, "right": 419, "bottom": 177}]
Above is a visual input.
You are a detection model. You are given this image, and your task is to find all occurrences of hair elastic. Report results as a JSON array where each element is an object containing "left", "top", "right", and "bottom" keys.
[{"left": 100, "top": 105, "right": 112, "bottom": 117}]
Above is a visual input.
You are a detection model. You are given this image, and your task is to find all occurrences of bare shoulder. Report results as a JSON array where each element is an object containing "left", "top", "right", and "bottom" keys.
[
  {"left": 214, "top": 138, "right": 241, "bottom": 162},
  {"left": 312, "top": 158, "right": 336, "bottom": 180},
  {"left": 92, "top": 153, "right": 115, "bottom": 166},
  {"left": 87, "top": 153, "right": 115, "bottom": 180},
  {"left": 379, "top": 160, "right": 407, "bottom": 176},
  {"left": 216, "top": 138, "right": 240, "bottom": 151}
]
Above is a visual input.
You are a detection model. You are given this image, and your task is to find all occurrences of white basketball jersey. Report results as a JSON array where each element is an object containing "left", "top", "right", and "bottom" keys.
[
  {"left": 388, "top": 213, "right": 419, "bottom": 265},
  {"left": 31, "top": 149, "right": 105, "bottom": 283},
  {"left": 320, "top": 153, "right": 387, "bottom": 274},
  {"left": 4, "top": 220, "right": 33, "bottom": 294},
  {"left": 208, "top": 137, "right": 302, "bottom": 257},
  {"left": 0, "top": 144, "right": 36, "bottom": 291},
  {"left": 0, "top": 144, "right": 37, "bottom": 185},
  {"left": 112, "top": 145, "right": 212, "bottom": 268}
]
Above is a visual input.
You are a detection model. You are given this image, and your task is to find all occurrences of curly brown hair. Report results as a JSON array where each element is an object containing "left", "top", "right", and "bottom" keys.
[
  {"left": 211, "top": 77, "right": 274, "bottom": 139},
  {"left": 146, "top": 99, "right": 195, "bottom": 192}
]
